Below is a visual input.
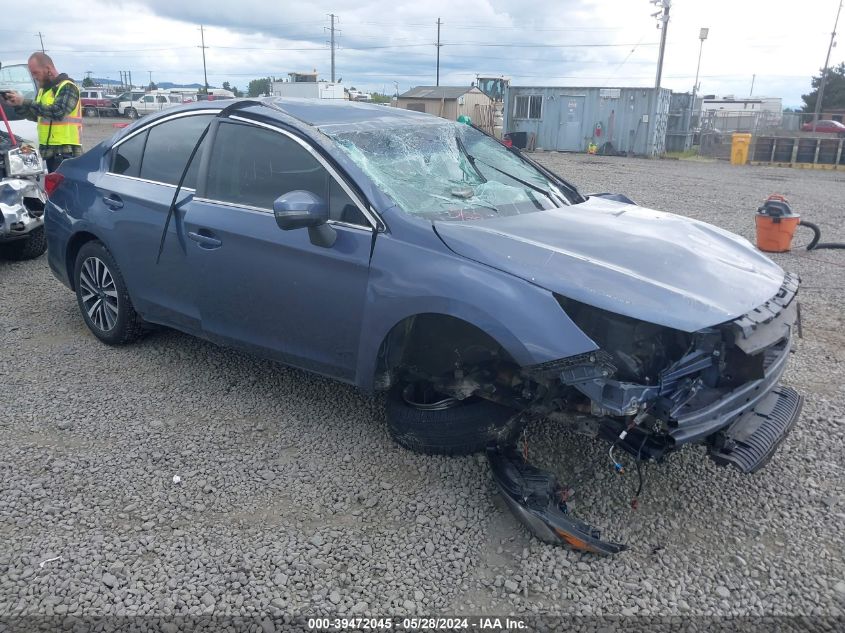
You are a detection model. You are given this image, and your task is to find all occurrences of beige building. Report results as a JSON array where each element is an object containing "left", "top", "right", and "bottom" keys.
[{"left": 396, "top": 86, "right": 492, "bottom": 121}]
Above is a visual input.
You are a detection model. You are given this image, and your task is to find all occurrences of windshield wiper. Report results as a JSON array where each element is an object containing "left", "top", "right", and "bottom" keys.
[
  {"left": 458, "top": 143, "right": 564, "bottom": 207},
  {"left": 455, "top": 136, "right": 487, "bottom": 184}
]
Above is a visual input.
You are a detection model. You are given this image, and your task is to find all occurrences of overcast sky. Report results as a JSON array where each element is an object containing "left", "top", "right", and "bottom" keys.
[{"left": 1, "top": 0, "right": 841, "bottom": 106}]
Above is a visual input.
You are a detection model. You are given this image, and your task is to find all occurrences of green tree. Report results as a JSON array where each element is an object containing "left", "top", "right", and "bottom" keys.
[
  {"left": 148, "top": 81, "right": 158, "bottom": 91},
  {"left": 801, "top": 62, "right": 845, "bottom": 113},
  {"left": 222, "top": 81, "right": 232, "bottom": 92},
  {"left": 371, "top": 93, "right": 391, "bottom": 104},
  {"left": 232, "top": 86, "right": 243, "bottom": 97},
  {"left": 81, "top": 76, "right": 95, "bottom": 88},
  {"left": 247, "top": 78, "right": 271, "bottom": 97}
]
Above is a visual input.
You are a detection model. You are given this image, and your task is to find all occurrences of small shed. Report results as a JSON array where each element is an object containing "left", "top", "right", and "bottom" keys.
[
  {"left": 504, "top": 86, "right": 671, "bottom": 156},
  {"left": 396, "top": 86, "right": 492, "bottom": 121}
]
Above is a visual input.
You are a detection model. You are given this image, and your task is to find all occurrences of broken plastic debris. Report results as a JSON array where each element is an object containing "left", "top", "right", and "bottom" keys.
[
  {"left": 39, "top": 555, "right": 63, "bottom": 568},
  {"left": 172, "top": 475, "right": 182, "bottom": 485}
]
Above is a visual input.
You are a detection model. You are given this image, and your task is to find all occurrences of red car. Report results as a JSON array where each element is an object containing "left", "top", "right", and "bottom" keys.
[{"left": 801, "top": 119, "right": 845, "bottom": 136}]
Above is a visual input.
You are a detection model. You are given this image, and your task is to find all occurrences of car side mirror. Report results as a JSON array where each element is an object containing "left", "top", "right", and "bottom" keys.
[{"left": 273, "top": 190, "right": 336, "bottom": 248}]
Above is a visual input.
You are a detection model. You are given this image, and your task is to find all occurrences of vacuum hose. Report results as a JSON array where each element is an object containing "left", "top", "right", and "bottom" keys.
[{"left": 797, "top": 220, "right": 845, "bottom": 250}]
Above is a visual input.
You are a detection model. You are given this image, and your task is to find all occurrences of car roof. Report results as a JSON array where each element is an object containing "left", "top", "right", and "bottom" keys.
[
  {"left": 111, "top": 97, "right": 446, "bottom": 145},
  {"left": 266, "top": 97, "right": 437, "bottom": 130}
]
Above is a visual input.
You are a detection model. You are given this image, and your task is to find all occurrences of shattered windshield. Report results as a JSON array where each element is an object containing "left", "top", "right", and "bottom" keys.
[{"left": 327, "top": 121, "right": 568, "bottom": 221}]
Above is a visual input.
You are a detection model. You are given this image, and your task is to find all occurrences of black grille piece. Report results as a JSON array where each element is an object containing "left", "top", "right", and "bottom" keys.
[{"left": 708, "top": 386, "right": 803, "bottom": 473}]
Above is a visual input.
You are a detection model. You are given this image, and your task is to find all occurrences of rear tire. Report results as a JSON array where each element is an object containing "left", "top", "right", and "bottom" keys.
[
  {"left": 1, "top": 226, "right": 47, "bottom": 260},
  {"left": 125, "top": 108, "right": 138, "bottom": 119},
  {"left": 386, "top": 382, "right": 522, "bottom": 456},
  {"left": 73, "top": 241, "right": 145, "bottom": 345},
  {"left": 83, "top": 107, "right": 96, "bottom": 117}
]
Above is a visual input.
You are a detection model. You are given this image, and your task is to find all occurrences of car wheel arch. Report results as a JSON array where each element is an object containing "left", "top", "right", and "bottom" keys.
[
  {"left": 65, "top": 231, "right": 106, "bottom": 291},
  {"left": 370, "top": 312, "right": 522, "bottom": 392}
]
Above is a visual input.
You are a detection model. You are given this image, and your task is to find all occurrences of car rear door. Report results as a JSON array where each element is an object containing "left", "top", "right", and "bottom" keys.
[
  {"left": 93, "top": 111, "right": 216, "bottom": 331},
  {"left": 182, "top": 117, "right": 377, "bottom": 381}
]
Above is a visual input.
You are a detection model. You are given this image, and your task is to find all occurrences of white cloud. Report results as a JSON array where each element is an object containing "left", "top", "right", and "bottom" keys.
[{"left": 0, "top": 0, "right": 839, "bottom": 105}]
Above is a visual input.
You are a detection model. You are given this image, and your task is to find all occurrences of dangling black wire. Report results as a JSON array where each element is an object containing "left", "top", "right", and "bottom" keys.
[{"left": 631, "top": 434, "right": 649, "bottom": 509}]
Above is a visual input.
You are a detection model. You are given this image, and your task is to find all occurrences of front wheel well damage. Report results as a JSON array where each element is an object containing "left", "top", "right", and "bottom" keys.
[{"left": 374, "top": 313, "right": 518, "bottom": 393}]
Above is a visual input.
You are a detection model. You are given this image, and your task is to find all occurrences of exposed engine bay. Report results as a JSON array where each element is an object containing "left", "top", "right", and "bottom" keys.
[{"left": 392, "top": 273, "right": 803, "bottom": 554}]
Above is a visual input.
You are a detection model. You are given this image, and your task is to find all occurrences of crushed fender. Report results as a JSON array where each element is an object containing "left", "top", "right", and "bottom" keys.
[{"left": 487, "top": 446, "right": 627, "bottom": 555}]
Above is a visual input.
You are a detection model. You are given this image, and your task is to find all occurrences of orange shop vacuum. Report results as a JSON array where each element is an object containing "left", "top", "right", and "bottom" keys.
[{"left": 755, "top": 195, "right": 844, "bottom": 253}]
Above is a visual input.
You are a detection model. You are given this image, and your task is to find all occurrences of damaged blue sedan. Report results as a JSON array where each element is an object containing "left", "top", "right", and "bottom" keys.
[{"left": 44, "top": 99, "right": 803, "bottom": 554}]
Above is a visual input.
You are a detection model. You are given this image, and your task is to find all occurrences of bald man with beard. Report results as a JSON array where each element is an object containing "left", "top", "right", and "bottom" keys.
[{"left": 2, "top": 52, "right": 83, "bottom": 172}]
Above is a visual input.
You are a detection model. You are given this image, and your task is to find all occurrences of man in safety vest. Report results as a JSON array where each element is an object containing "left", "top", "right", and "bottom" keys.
[{"left": 2, "top": 52, "right": 82, "bottom": 172}]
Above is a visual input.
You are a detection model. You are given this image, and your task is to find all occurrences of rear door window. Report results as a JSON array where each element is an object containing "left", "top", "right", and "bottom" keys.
[
  {"left": 110, "top": 131, "right": 147, "bottom": 177},
  {"left": 138, "top": 114, "right": 213, "bottom": 187}
]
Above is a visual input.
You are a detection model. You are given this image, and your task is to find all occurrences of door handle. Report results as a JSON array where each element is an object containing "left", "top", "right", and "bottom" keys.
[
  {"left": 188, "top": 231, "right": 222, "bottom": 249},
  {"left": 103, "top": 194, "right": 123, "bottom": 209}
]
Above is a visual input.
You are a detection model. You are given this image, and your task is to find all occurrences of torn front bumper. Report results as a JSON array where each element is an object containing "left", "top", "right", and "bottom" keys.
[{"left": 0, "top": 178, "right": 45, "bottom": 242}]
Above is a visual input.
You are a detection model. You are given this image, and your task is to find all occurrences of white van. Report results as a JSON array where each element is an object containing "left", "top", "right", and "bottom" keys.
[{"left": 0, "top": 60, "right": 39, "bottom": 142}]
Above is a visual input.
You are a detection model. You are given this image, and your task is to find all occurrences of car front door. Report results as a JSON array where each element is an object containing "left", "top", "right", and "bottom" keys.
[
  {"left": 94, "top": 111, "right": 215, "bottom": 331},
  {"left": 182, "top": 118, "right": 376, "bottom": 381}
]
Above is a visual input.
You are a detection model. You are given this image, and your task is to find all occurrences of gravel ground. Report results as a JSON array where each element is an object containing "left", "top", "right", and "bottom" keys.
[{"left": 1, "top": 121, "right": 844, "bottom": 628}]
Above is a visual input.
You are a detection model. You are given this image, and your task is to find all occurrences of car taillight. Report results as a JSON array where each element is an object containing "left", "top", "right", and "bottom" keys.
[{"left": 44, "top": 173, "right": 64, "bottom": 197}]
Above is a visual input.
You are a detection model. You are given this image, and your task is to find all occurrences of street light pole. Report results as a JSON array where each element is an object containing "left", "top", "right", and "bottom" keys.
[
  {"left": 812, "top": 1, "right": 843, "bottom": 131},
  {"left": 692, "top": 28, "right": 709, "bottom": 100}
]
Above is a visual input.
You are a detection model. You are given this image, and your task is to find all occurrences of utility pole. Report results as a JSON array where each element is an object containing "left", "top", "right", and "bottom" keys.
[
  {"left": 148, "top": 70, "right": 153, "bottom": 86},
  {"left": 750, "top": 74, "right": 756, "bottom": 97},
  {"left": 329, "top": 14, "right": 337, "bottom": 83},
  {"left": 199, "top": 25, "right": 209, "bottom": 95},
  {"left": 647, "top": 0, "right": 671, "bottom": 156},
  {"left": 812, "top": 0, "right": 843, "bottom": 131},
  {"left": 436, "top": 18, "right": 443, "bottom": 86},
  {"left": 128, "top": 71, "right": 133, "bottom": 90},
  {"left": 37, "top": 32, "right": 45, "bottom": 53},
  {"left": 653, "top": 1, "right": 671, "bottom": 90}
]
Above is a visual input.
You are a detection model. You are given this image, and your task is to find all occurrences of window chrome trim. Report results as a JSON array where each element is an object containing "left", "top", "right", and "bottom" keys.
[
  {"left": 227, "top": 114, "right": 382, "bottom": 231},
  {"left": 103, "top": 172, "right": 196, "bottom": 192},
  {"left": 111, "top": 109, "right": 220, "bottom": 149},
  {"left": 191, "top": 196, "right": 374, "bottom": 233}
]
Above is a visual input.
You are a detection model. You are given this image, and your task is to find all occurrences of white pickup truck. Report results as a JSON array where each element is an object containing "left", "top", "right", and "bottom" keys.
[{"left": 118, "top": 92, "right": 182, "bottom": 119}]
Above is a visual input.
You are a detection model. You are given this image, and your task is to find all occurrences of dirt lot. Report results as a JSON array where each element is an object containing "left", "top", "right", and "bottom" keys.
[{"left": 1, "top": 118, "right": 844, "bottom": 626}]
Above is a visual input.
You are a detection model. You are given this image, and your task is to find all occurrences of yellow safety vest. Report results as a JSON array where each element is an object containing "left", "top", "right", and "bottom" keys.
[{"left": 35, "top": 79, "right": 82, "bottom": 147}]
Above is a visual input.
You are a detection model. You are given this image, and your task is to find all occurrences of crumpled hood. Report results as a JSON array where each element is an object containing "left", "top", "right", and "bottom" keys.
[{"left": 434, "top": 196, "right": 785, "bottom": 332}]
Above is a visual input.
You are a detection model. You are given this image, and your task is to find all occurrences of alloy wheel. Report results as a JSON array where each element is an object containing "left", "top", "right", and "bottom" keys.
[{"left": 78, "top": 256, "right": 119, "bottom": 332}]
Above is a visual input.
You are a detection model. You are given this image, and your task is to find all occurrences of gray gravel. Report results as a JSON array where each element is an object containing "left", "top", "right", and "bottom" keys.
[{"left": 1, "top": 128, "right": 844, "bottom": 624}]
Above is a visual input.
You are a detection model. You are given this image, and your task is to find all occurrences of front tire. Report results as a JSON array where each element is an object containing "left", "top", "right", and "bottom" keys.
[
  {"left": 73, "top": 241, "right": 144, "bottom": 345},
  {"left": 1, "top": 226, "right": 47, "bottom": 260},
  {"left": 385, "top": 382, "right": 522, "bottom": 456}
]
